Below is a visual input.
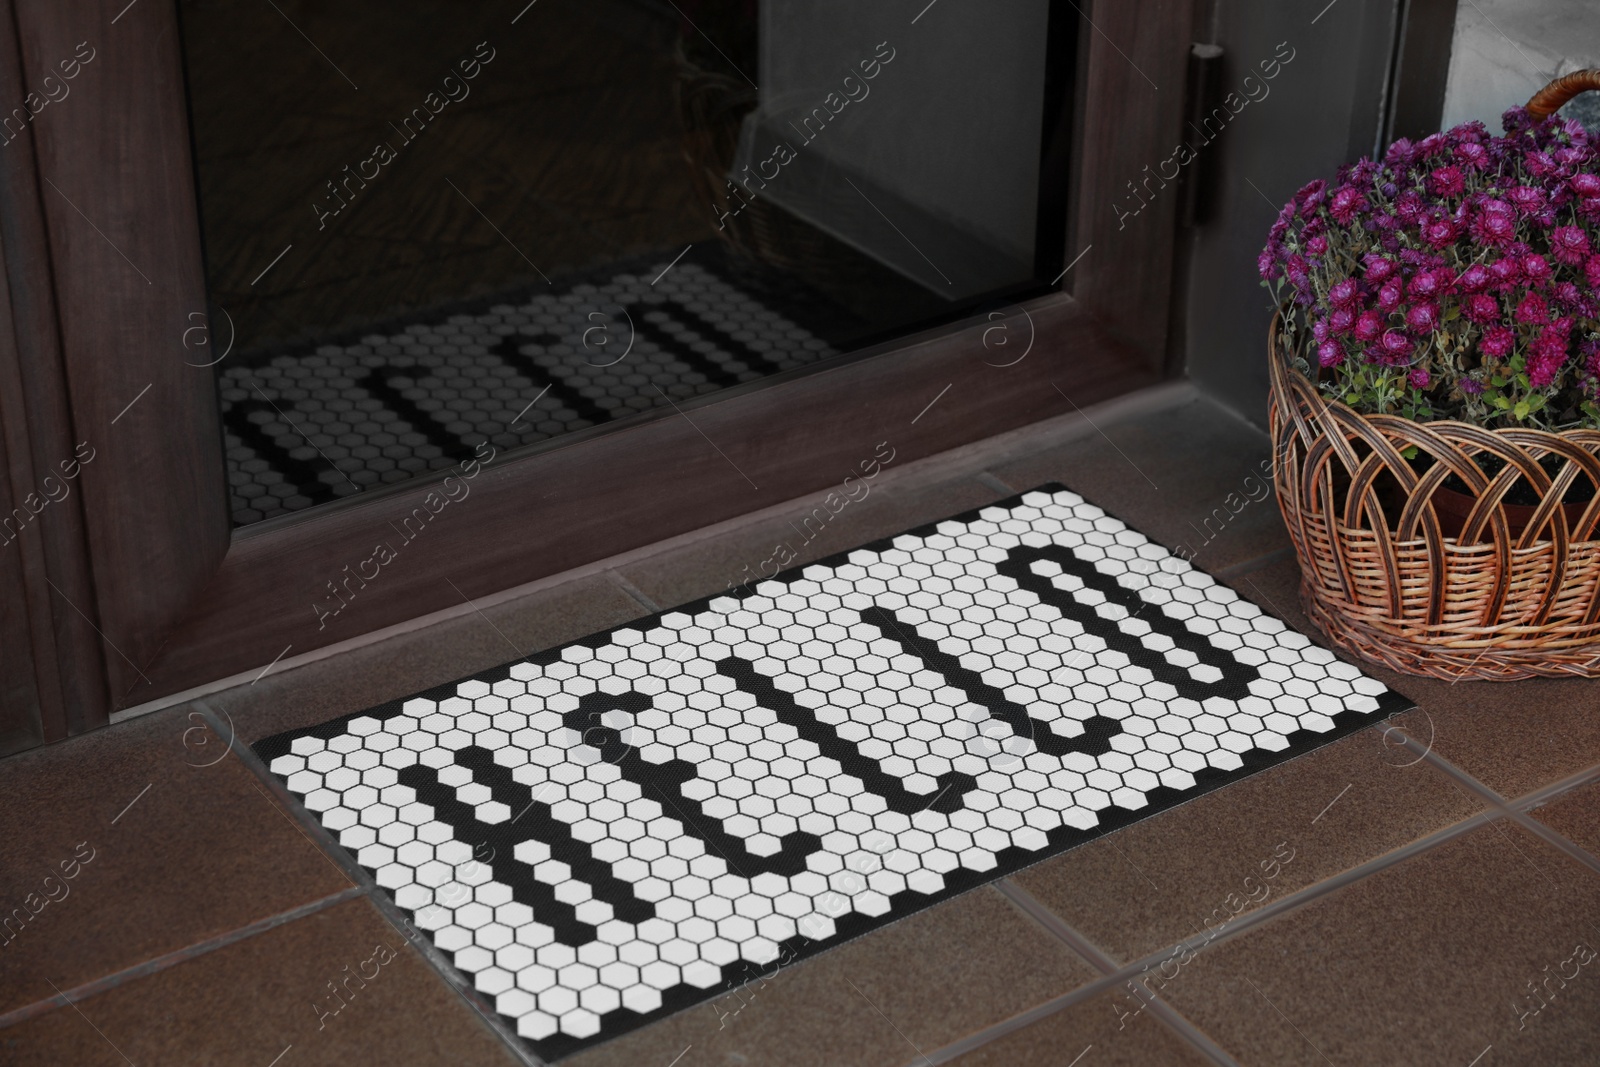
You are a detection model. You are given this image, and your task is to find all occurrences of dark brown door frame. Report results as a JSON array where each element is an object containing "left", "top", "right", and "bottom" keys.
[
  {"left": 1384, "top": 0, "right": 1461, "bottom": 144},
  {"left": 0, "top": 0, "right": 1194, "bottom": 746}
]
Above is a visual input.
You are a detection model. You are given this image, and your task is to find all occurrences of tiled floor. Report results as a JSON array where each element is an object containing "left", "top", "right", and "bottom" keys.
[{"left": 5, "top": 384, "right": 1600, "bottom": 1066}]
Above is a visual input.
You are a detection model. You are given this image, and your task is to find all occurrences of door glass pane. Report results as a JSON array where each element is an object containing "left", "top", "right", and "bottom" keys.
[{"left": 177, "top": 0, "right": 1074, "bottom": 525}]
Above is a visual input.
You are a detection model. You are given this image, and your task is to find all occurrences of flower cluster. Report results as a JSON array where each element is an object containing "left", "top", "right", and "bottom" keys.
[{"left": 1261, "top": 106, "right": 1600, "bottom": 429}]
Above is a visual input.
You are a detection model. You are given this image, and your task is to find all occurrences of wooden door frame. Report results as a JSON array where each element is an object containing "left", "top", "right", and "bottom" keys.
[
  {"left": 0, "top": 0, "right": 1194, "bottom": 746},
  {"left": 1384, "top": 0, "right": 1461, "bottom": 144}
]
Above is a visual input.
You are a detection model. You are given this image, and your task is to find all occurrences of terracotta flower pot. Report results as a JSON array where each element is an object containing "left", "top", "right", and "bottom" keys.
[{"left": 1428, "top": 484, "right": 1587, "bottom": 541}]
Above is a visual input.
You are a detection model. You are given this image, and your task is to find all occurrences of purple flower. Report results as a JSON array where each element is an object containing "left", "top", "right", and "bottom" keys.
[
  {"left": 1507, "top": 185, "right": 1547, "bottom": 216},
  {"left": 1257, "top": 110, "right": 1600, "bottom": 425},
  {"left": 1480, "top": 325, "right": 1515, "bottom": 359},
  {"left": 1354, "top": 309, "right": 1384, "bottom": 342},
  {"left": 1525, "top": 150, "right": 1559, "bottom": 177},
  {"left": 1408, "top": 269, "right": 1454, "bottom": 299},
  {"left": 1363, "top": 254, "right": 1397, "bottom": 284},
  {"left": 1462, "top": 293, "right": 1501, "bottom": 325},
  {"left": 1380, "top": 329, "right": 1414, "bottom": 363},
  {"left": 1329, "top": 186, "right": 1364, "bottom": 225},
  {"left": 1428, "top": 165, "right": 1465, "bottom": 197},
  {"left": 1515, "top": 291, "right": 1548, "bottom": 325},
  {"left": 1469, "top": 200, "right": 1518, "bottom": 248},
  {"left": 1489, "top": 257, "right": 1524, "bottom": 288},
  {"left": 1296, "top": 179, "right": 1327, "bottom": 218},
  {"left": 1286, "top": 254, "right": 1311, "bottom": 289},
  {"left": 1395, "top": 190, "right": 1426, "bottom": 225},
  {"left": 1385, "top": 138, "right": 1416, "bottom": 170},
  {"left": 1459, "top": 263, "right": 1493, "bottom": 292},
  {"left": 1406, "top": 303, "right": 1441, "bottom": 333},
  {"left": 1552, "top": 225, "right": 1590, "bottom": 266},
  {"left": 1553, "top": 279, "right": 1584, "bottom": 309},
  {"left": 1527, "top": 323, "right": 1571, "bottom": 388},
  {"left": 1421, "top": 214, "right": 1460, "bottom": 248}
]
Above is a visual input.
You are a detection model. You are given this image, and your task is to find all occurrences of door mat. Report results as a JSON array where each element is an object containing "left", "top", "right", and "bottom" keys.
[{"left": 255, "top": 485, "right": 1407, "bottom": 1060}]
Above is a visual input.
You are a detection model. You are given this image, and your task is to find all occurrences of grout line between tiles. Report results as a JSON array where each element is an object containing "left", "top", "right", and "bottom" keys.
[
  {"left": 913, "top": 800, "right": 1507, "bottom": 1065},
  {"left": 924, "top": 751, "right": 1600, "bottom": 1066},
  {"left": 0, "top": 885, "right": 366, "bottom": 1031},
  {"left": 1507, "top": 761, "right": 1600, "bottom": 814},
  {"left": 904, "top": 973, "right": 1127, "bottom": 1067},
  {"left": 608, "top": 570, "right": 664, "bottom": 614},
  {"left": 993, "top": 880, "right": 1241, "bottom": 1067},
  {"left": 1393, "top": 732, "right": 1600, "bottom": 878},
  {"left": 194, "top": 702, "right": 545, "bottom": 1067}
]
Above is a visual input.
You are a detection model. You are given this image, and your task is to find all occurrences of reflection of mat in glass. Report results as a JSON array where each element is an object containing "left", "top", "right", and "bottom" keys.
[
  {"left": 255, "top": 486, "right": 1407, "bottom": 1061},
  {"left": 217, "top": 258, "right": 837, "bottom": 525}
]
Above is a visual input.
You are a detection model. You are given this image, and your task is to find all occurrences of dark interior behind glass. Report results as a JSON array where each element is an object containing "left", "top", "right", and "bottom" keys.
[{"left": 176, "top": 0, "right": 1075, "bottom": 525}]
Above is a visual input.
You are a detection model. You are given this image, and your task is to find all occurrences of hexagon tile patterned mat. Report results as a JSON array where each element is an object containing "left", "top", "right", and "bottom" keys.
[{"left": 254, "top": 485, "right": 1408, "bottom": 1061}]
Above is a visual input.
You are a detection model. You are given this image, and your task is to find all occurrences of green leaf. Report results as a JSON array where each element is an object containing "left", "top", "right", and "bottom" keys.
[
  {"left": 1527, "top": 394, "right": 1546, "bottom": 411},
  {"left": 1400, "top": 445, "right": 1419, "bottom": 460},
  {"left": 1514, "top": 400, "right": 1530, "bottom": 420},
  {"left": 1492, "top": 395, "right": 1512, "bottom": 409}
]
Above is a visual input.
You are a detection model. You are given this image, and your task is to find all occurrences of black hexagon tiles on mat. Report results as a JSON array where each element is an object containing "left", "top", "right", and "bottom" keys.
[{"left": 255, "top": 486, "right": 1406, "bottom": 1059}]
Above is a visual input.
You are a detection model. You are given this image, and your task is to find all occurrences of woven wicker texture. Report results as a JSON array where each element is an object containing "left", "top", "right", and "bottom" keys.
[
  {"left": 1527, "top": 68, "right": 1600, "bottom": 120},
  {"left": 1269, "top": 315, "right": 1600, "bottom": 680}
]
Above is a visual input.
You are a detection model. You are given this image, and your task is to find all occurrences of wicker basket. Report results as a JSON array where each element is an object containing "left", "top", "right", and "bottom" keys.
[
  {"left": 1270, "top": 313, "right": 1600, "bottom": 680},
  {"left": 1268, "top": 72, "right": 1600, "bottom": 681}
]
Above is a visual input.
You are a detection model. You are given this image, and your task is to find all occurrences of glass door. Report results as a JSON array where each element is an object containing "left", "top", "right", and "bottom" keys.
[
  {"left": 178, "top": 0, "right": 1073, "bottom": 526},
  {"left": 2, "top": 0, "right": 1193, "bottom": 741}
]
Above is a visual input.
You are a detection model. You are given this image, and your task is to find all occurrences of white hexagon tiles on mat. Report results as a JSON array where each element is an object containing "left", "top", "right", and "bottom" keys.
[{"left": 255, "top": 486, "right": 1405, "bottom": 1059}]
